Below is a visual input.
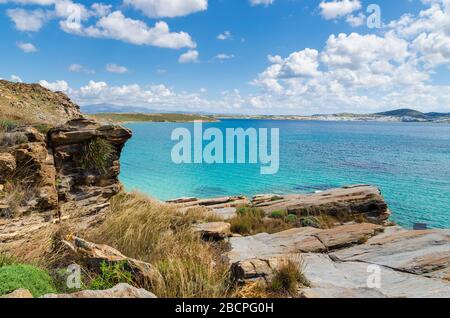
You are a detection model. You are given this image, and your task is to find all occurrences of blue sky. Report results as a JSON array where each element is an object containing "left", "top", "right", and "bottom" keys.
[{"left": 1, "top": 0, "right": 450, "bottom": 114}]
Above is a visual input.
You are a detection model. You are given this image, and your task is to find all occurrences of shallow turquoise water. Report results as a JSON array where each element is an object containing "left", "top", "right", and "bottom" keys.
[{"left": 120, "top": 119, "right": 450, "bottom": 229}]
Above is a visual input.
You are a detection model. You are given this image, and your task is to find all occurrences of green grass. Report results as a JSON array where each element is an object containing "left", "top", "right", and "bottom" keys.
[
  {"left": 230, "top": 206, "right": 294, "bottom": 235},
  {"left": 0, "top": 264, "right": 57, "bottom": 297},
  {"left": 80, "top": 137, "right": 115, "bottom": 172},
  {"left": 0, "top": 119, "right": 17, "bottom": 132},
  {"left": 90, "top": 113, "right": 216, "bottom": 123},
  {"left": 89, "top": 261, "right": 134, "bottom": 291}
]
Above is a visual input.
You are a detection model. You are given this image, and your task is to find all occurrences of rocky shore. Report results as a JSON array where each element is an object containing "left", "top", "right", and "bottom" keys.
[{"left": 0, "top": 81, "right": 449, "bottom": 298}]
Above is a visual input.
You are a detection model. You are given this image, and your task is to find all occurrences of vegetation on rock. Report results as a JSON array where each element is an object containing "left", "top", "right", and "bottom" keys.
[{"left": 80, "top": 137, "right": 115, "bottom": 172}]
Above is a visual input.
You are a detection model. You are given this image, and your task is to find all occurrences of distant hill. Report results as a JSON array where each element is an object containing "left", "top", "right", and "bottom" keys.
[
  {"left": 376, "top": 109, "right": 428, "bottom": 118},
  {"left": 0, "top": 80, "right": 81, "bottom": 125},
  {"left": 80, "top": 103, "right": 160, "bottom": 114}
]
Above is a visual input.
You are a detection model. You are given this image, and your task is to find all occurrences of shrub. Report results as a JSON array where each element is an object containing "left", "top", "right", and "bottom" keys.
[
  {"left": 89, "top": 261, "right": 134, "bottom": 290},
  {"left": 285, "top": 214, "right": 298, "bottom": 223},
  {"left": 88, "top": 192, "right": 230, "bottom": 298},
  {"left": 0, "top": 119, "right": 17, "bottom": 132},
  {"left": 33, "top": 124, "right": 52, "bottom": 135},
  {"left": 268, "top": 259, "right": 310, "bottom": 296},
  {"left": 0, "top": 264, "right": 56, "bottom": 297},
  {"left": 80, "top": 137, "right": 115, "bottom": 172},
  {"left": 270, "top": 210, "right": 287, "bottom": 219},
  {"left": 230, "top": 206, "right": 294, "bottom": 235},
  {"left": 299, "top": 216, "right": 322, "bottom": 228}
]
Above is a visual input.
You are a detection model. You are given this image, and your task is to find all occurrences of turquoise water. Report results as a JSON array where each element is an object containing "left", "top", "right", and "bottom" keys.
[{"left": 120, "top": 119, "right": 450, "bottom": 229}]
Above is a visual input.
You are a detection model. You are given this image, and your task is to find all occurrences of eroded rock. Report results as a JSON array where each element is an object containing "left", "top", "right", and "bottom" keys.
[{"left": 193, "top": 222, "right": 231, "bottom": 239}]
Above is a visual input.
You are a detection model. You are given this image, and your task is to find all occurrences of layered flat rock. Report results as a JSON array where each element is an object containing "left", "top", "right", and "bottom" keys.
[
  {"left": 211, "top": 207, "right": 237, "bottom": 220},
  {"left": 42, "top": 283, "right": 156, "bottom": 298},
  {"left": 300, "top": 254, "right": 450, "bottom": 298},
  {"left": 168, "top": 196, "right": 249, "bottom": 210},
  {"left": 193, "top": 222, "right": 231, "bottom": 239},
  {"left": 330, "top": 227, "right": 450, "bottom": 280},
  {"left": 253, "top": 185, "right": 390, "bottom": 224},
  {"left": 316, "top": 223, "right": 383, "bottom": 249}
]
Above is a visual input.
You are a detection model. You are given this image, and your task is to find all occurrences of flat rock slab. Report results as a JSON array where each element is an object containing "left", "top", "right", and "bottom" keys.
[
  {"left": 253, "top": 185, "right": 390, "bottom": 223},
  {"left": 193, "top": 222, "right": 231, "bottom": 239},
  {"left": 211, "top": 207, "right": 237, "bottom": 220},
  {"left": 330, "top": 227, "right": 450, "bottom": 280},
  {"left": 300, "top": 254, "right": 450, "bottom": 298},
  {"left": 42, "top": 283, "right": 156, "bottom": 298},
  {"left": 316, "top": 223, "right": 383, "bottom": 249}
]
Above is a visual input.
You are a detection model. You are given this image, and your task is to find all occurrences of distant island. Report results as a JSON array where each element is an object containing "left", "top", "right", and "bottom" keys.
[{"left": 83, "top": 103, "right": 450, "bottom": 124}]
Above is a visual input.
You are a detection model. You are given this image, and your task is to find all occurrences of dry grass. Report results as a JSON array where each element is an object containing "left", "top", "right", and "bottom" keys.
[
  {"left": 268, "top": 258, "right": 310, "bottom": 296},
  {"left": 88, "top": 192, "right": 231, "bottom": 298},
  {"left": 229, "top": 206, "right": 294, "bottom": 236}
]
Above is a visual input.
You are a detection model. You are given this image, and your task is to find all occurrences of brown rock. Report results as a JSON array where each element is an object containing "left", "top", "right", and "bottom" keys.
[
  {"left": 41, "top": 283, "right": 156, "bottom": 298},
  {"left": 1, "top": 289, "right": 33, "bottom": 298},
  {"left": 315, "top": 223, "right": 384, "bottom": 250},
  {"left": 62, "top": 236, "right": 162, "bottom": 286},
  {"left": 193, "top": 222, "right": 231, "bottom": 239},
  {"left": 253, "top": 185, "right": 390, "bottom": 224},
  {"left": 0, "top": 152, "right": 16, "bottom": 176}
]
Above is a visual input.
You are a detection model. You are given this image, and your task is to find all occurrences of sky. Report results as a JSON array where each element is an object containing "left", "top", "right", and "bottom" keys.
[{"left": 1, "top": 0, "right": 450, "bottom": 115}]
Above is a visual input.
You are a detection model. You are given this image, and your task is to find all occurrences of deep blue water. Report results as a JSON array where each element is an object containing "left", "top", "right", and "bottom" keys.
[{"left": 120, "top": 119, "right": 450, "bottom": 229}]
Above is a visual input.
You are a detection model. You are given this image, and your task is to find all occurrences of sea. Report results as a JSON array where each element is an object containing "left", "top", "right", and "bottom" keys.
[{"left": 120, "top": 119, "right": 450, "bottom": 229}]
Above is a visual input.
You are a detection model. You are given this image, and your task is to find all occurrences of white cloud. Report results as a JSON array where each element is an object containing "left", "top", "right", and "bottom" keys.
[
  {"left": 346, "top": 12, "right": 365, "bottom": 27},
  {"left": 17, "top": 42, "right": 37, "bottom": 53},
  {"left": 124, "top": 0, "right": 207, "bottom": 18},
  {"left": 106, "top": 63, "right": 128, "bottom": 74},
  {"left": 217, "top": 31, "right": 231, "bottom": 40},
  {"left": 179, "top": 50, "right": 199, "bottom": 63},
  {"left": 68, "top": 63, "right": 95, "bottom": 74},
  {"left": 215, "top": 53, "right": 235, "bottom": 62},
  {"left": 249, "top": 0, "right": 274, "bottom": 6},
  {"left": 319, "top": 0, "right": 361, "bottom": 20},
  {"left": 65, "top": 11, "right": 196, "bottom": 49},
  {"left": 7, "top": 8, "right": 49, "bottom": 31},
  {"left": 10, "top": 75, "right": 22, "bottom": 83},
  {"left": 39, "top": 79, "right": 70, "bottom": 92}
]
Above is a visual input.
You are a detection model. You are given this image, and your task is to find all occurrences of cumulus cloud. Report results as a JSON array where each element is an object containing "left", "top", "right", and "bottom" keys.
[
  {"left": 179, "top": 50, "right": 199, "bottom": 63},
  {"left": 17, "top": 42, "right": 37, "bottom": 53},
  {"left": 7, "top": 8, "right": 49, "bottom": 31},
  {"left": 64, "top": 11, "right": 196, "bottom": 49},
  {"left": 10, "top": 75, "right": 22, "bottom": 82},
  {"left": 39, "top": 79, "right": 70, "bottom": 92},
  {"left": 319, "top": 0, "right": 362, "bottom": 20},
  {"left": 124, "top": 0, "right": 207, "bottom": 18},
  {"left": 106, "top": 63, "right": 128, "bottom": 73}
]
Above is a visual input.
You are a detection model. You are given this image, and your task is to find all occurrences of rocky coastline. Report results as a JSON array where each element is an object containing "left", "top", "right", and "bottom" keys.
[{"left": 0, "top": 82, "right": 449, "bottom": 298}]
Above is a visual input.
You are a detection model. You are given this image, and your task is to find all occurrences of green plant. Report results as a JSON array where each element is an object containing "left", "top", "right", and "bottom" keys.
[
  {"left": 285, "top": 214, "right": 298, "bottom": 223},
  {"left": 0, "top": 119, "right": 17, "bottom": 132},
  {"left": 299, "top": 216, "right": 322, "bottom": 228},
  {"left": 0, "top": 264, "right": 56, "bottom": 297},
  {"left": 270, "top": 210, "right": 287, "bottom": 219},
  {"left": 268, "top": 259, "right": 310, "bottom": 296},
  {"left": 33, "top": 124, "right": 52, "bottom": 135},
  {"left": 80, "top": 137, "right": 115, "bottom": 172},
  {"left": 89, "top": 261, "right": 134, "bottom": 290}
]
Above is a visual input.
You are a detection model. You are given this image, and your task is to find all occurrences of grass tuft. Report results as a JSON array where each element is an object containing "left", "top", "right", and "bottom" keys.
[
  {"left": 0, "top": 264, "right": 56, "bottom": 297},
  {"left": 230, "top": 206, "right": 294, "bottom": 235},
  {"left": 80, "top": 137, "right": 115, "bottom": 172},
  {"left": 268, "top": 259, "right": 310, "bottom": 296}
]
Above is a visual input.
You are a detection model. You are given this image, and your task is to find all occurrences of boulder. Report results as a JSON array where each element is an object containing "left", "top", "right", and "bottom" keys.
[
  {"left": 193, "top": 222, "right": 231, "bottom": 239},
  {"left": 1, "top": 289, "right": 33, "bottom": 298},
  {"left": 41, "top": 283, "right": 156, "bottom": 298},
  {"left": 253, "top": 185, "right": 390, "bottom": 224}
]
